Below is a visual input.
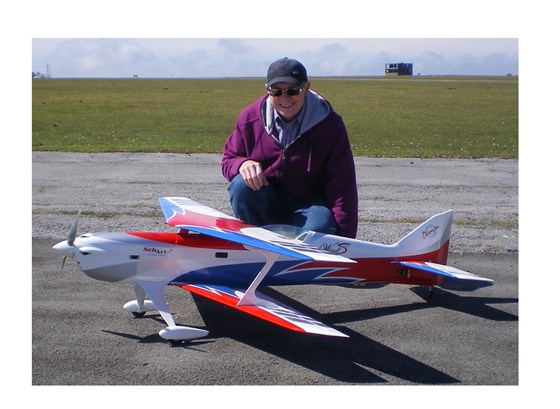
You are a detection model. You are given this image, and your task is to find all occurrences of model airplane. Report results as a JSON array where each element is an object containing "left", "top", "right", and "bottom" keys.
[{"left": 53, "top": 197, "right": 493, "bottom": 343}]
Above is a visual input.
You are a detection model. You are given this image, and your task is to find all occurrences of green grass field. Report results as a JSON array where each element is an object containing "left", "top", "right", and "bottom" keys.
[{"left": 32, "top": 76, "right": 518, "bottom": 158}]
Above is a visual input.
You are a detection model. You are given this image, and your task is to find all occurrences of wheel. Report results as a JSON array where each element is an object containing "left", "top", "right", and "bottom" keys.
[
  {"left": 132, "top": 311, "right": 146, "bottom": 318},
  {"left": 169, "top": 339, "right": 184, "bottom": 346}
]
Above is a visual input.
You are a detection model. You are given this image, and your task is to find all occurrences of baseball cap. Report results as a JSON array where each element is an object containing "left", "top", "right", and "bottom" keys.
[{"left": 266, "top": 58, "right": 308, "bottom": 88}]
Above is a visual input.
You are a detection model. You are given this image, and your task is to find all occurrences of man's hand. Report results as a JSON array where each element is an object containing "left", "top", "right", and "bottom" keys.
[{"left": 239, "top": 160, "right": 268, "bottom": 191}]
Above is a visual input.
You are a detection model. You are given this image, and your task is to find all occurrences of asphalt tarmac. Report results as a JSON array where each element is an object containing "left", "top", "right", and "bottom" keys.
[{"left": 30, "top": 152, "right": 518, "bottom": 394}]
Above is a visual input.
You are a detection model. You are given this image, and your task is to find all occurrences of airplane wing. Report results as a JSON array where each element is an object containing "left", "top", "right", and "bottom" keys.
[
  {"left": 392, "top": 260, "right": 494, "bottom": 291},
  {"left": 179, "top": 283, "right": 348, "bottom": 338},
  {"left": 159, "top": 197, "right": 354, "bottom": 264}
]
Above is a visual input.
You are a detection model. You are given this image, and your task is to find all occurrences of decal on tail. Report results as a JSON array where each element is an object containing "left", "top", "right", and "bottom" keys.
[{"left": 393, "top": 210, "right": 453, "bottom": 265}]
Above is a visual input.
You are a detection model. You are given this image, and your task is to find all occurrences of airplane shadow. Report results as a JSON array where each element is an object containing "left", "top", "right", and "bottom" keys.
[
  {"left": 409, "top": 286, "right": 518, "bottom": 321},
  {"left": 191, "top": 285, "right": 518, "bottom": 385},
  {"left": 327, "top": 286, "right": 518, "bottom": 325},
  {"left": 101, "top": 286, "right": 517, "bottom": 384}
]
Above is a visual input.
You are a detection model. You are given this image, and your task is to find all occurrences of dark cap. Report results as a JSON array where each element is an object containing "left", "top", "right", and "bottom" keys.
[{"left": 266, "top": 58, "right": 308, "bottom": 88}]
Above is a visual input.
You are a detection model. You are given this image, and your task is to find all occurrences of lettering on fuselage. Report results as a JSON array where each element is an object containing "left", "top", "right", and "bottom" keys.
[
  {"left": 422, "top": 224, "right": 440, "bottom": 239},
  {"left": 319, "top": 242, "right": 350, "bottom": 255},
  {"left": 143, "top": 247, "right": 173, "bottom": 256}
]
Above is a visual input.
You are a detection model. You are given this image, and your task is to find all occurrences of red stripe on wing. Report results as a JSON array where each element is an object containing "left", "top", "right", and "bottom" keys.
[{"left": 179, "top": 284, "right": 304, "bottom": 333}]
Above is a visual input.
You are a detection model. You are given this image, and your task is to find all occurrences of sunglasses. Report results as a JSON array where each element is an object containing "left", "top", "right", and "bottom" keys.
[{"left": 267, "top": 86, "right": 304, "bottom": 97}]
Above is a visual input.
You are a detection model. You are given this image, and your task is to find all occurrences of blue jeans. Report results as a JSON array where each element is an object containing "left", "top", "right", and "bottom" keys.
[{"left": 228, "top": 174, "right": 337, "bottom": 234}]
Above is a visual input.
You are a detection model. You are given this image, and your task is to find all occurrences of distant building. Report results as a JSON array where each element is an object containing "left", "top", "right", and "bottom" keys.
[{"left": 385, "top": 63, "right": 413, "bottom": 76}]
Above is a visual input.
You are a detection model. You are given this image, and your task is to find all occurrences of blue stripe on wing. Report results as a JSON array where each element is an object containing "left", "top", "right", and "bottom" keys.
[{"left": 159, "top": 197, "right": 180, "bottom": 221}]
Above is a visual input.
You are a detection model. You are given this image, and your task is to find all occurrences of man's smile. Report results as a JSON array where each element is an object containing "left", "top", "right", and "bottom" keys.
[{"left": 278, "top": 102, "right": 296, "bottom": 108}]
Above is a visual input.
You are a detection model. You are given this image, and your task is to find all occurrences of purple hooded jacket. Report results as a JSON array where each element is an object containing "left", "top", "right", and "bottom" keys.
[{"left": 222, "top": 90, "right": 358, "bottom": 238}]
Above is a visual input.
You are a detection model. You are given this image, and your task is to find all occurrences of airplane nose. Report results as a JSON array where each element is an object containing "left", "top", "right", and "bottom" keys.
[{"left": 53, "top": 240, "right": 75, "bottom": 258}]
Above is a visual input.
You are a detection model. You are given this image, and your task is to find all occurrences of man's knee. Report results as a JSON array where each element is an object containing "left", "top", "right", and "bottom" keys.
[
  {"left": 228, "top": 174, "right": 251, "bottom": 201},
  {"left": 291, "top": 205, "right": 337, "bottom": 234}
]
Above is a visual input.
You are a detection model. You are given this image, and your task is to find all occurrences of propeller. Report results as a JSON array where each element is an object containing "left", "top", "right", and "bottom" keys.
[
  {"left": 54, "top": 209, "right": 81, "bottom": 273},
  {"left": 67, "top": 209, "right": 81, "bottom": 246},
  {"left": 60, "top": 251, "right": 68, "bottom": 274}
]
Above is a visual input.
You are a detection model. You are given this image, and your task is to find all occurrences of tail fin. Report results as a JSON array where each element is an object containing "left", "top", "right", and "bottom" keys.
[
  {"left": 393, "top": 210, "right": 494, "bottom": 291},
  {"left": 394, "top": 210, "right": 453, "bottom": 265}
]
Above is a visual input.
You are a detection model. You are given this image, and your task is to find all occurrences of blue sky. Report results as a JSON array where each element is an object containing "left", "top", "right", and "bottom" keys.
[{"left": 32, "top": 38, "right": 518, "bottom": 78}]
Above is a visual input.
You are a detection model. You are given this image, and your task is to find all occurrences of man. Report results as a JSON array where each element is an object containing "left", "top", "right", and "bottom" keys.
[{"left": 222, "top": 57, "right": 358, "bottom": 238}]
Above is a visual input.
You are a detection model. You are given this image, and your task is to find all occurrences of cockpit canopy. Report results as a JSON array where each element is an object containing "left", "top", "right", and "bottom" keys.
[{"left": 262, "top": 224, "right": 310, "bottom": 241}]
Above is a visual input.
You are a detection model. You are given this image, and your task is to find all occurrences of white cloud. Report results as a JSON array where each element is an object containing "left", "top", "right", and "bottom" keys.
[{"left": 32, "top": 38, "right": 518, "bottom": 78}]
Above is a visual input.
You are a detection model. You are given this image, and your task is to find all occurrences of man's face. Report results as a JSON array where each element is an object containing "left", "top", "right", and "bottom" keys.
[{"left": 268, "top": 82, "right": 309, "bottom": 122}]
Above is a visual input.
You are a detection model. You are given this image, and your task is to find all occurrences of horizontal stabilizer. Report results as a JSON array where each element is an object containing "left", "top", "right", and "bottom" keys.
[
  {"left": 179, "top": 283, "right": 348, "bottom": 338},
  {"left": 393, "top": 260, "right": 494, "bottom": 291}
]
